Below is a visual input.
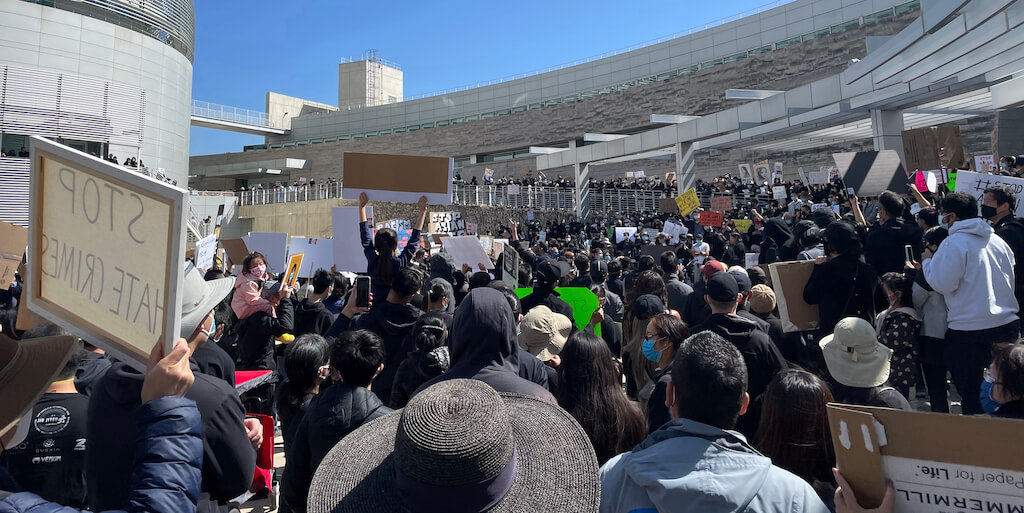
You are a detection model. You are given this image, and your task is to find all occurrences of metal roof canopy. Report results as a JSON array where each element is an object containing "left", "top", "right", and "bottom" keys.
[{"left": 537, "top": 0, "right": 1024, "bottom": 173}]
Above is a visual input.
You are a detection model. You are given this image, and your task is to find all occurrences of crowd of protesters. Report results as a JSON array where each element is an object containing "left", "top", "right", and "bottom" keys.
[{"left": 4, "top": 163, "right": 1024, "bottom": 513}]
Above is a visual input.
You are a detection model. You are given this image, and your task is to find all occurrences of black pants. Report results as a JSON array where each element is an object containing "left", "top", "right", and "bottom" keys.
[
  {"left": 918, "top": 336, "right": 949, "bottom": 413},
  {"left": 945, "top": 320, "right": 1020, "bottom": 415}
]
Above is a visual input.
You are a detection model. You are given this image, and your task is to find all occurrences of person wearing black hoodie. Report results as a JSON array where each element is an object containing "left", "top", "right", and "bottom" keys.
[
  {"left": 759, "top": 218, "right": 793, "bottom": 264},
  {"left": 865, "top": 191, "right": 924, "bottom": 277},
  {"left": 415, "top": 287, "right": 556, "bottom": 404},
  {"left": 691, "top": 272, "right": 787, "bottom": 441},
  {"left": 325, "top": 266, "right": 425, "bottom": 406},
  {"left": 294, "top": 269, "right": 335, "bottom": 337},
  {"left": 519, "top": 259, "right": 574, "bottom": 321},
  {"left": 235, "top": 280, "right": 295, "bottom": 371},
  {"left": 281, "top": 329, "right": 392, "bottom": 513}
]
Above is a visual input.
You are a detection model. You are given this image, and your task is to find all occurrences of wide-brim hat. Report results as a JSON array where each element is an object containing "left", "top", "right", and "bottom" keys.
[
  {"left": 0, "top": 333, "right": 77, "bottom": 438},
  {"left": 308, "top": 379, "right": 600, "bottom": 513},
  {"left": 819, "top": 317, "right": 892, "bottom": 388},
  {"left": 180, "top": 262, "right": 235, "bottom": 339},
  {"left": 519, "top": 306, "right": 573, "bottom": 362}
]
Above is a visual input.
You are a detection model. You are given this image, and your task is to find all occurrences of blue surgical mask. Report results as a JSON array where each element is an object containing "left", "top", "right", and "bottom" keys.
[
  {"left": 981, "top": 373, "right": 1000, "bottom": 414},
  {"left": 642, "top": 338, "right": 662, "bottom": 362},
  {"left": 200, "top": 313, "right": 216, "bottom": 339}
]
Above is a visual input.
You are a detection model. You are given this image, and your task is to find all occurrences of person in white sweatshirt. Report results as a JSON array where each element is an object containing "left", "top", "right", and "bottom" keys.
[{"left": 921, "top": 192, "right": 1020, "bottom": 415}]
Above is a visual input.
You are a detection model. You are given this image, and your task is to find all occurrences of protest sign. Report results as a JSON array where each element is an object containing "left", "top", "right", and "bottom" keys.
[
  {"left": 25, "top": 136, "right": 186, "bottom": 369},
  {"left": 955, "top": 171, "right": 1024, "bottom": 218},
  {"left": 284, "top": 252, "right": 303, "bottom": 287},
  {"left": 614, "top": 227, "right": 638, "bottom": 243},
  {"left": 662, "top": 221, "right": 686, "bottom": 243},
  {"left": 699, "top": 211, "right": 723, "bottom": 227},
  {"left": 810, "top": 203, "right": 828, "bottom": 212},
  {"left": 483, "top": 168, "right": 494, "bottom": 179},
  {"left": 745, "top": 253, "right": 759, "bottom": 269},
  {"left": 0, "top": 221, "right": 27, "bottom": 286},
  {"left": 773, "top": 162, "right": 783, "bottom": 183},
  {"left": 975, "top": 154, "right": 996, "bottom": 173},
  {"left": 429, "top": 211, "right": 467, "bottom": 236},
  {"left": 833, "top": 150, "right": 907, "bottom": 197},
  {"left": 527, "top": 210, "right": 534, "bottom": 221},
  {"left": 640, "top": 245, "right": 671, "bottom": 260},
  {"left": 288, "top": 237, "right": 334, "bottom": 277},
  {"left": 772, "top": 186, "right": 787, "bottom": 200},
  {"left": 194, "top": 234, "right": 217, "bottom": 270},
  {"left": 710, "top": 196, "right": 732, "bottom": 212},
  {"left": 440, "top": 235, "right": 493, "bottom": 270},
  {"left": 808, "top": 170, "right": 829, "bottom": 185},
  {"left": 738, "top": 164, "right": 754, "bottom": 183},
  {"left": 675, "top": 188, "right": 700, "bottom": 216},
  {"left": 14, "top": 260, "right": 42, "bottom": 331},
  {"left": 221, "top": 238, "right": 250, "bottom": 269},
  {"left": 478, "top": 236, "right": 494, "bottom": 256},
  {"left": 514, "top": 287, "right": 600, "bottom": 336},
  {"left": 664, "top": 172, "right": 676, "bottom": 184},
  {"left": 507, "top": 184, "right": 520, "bottom": 195},
  {"left": 798, "top": 167, "right": 809, "bottom": 186},
  {"left": 332, "top": 206, "right": 369, "bottom": 273},
  {"left": 914, "top": 170, "right": 939, "bottom": 193},
  {"left": 827, "top": 404, "right": 1024, "bottom": 512},
  {"left": 733, "top": 219, "right": 753, "bottom": 234},
  {"left": 625, "top": 171, "right": 635, "bottom": 178},
  {"left": 341, "top": 152, "right": 453, "bottom": 204},
  {"left": 375, "top": 218, "right": 412, "bottom": 232},
  {"left": 901, "top": 127, "right": 940, "bottom": 173},
  {"left": 754, "top": 164, "right": 771, "bottom": 183},
  {"left": 658, "top": 198, "right": 678, "bottom": 214},
  {"left": 501, "top": 244, "right": 520, "bottom": 290},
  {"left": 767, "top": 261, "right": 819, "bottom": 332},
  {"left": 242, "top": 232, "right": 289, "bottom": 273}
]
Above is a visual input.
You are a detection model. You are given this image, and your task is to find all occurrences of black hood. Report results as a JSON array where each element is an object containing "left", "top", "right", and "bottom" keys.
[
  {"left": 700, "top": 313, "right": 760, "bottom": 339},
  {"left": 99, "top": 361, "right": 145, "bottom": 406},
  {"left": 364, "top": 301, "right": 423, "bottom": 337},
  {"left": 447, "top": 287, "right": 520, "bottom": 376},
  {"left": 762, "top": 218, "right": 793, "bottom": 246},
  {"left": 298, "top": 298, "right": 327, "bottom": 313}
]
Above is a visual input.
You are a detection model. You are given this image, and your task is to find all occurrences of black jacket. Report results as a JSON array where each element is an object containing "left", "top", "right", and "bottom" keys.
[
  {"left": 803, "top": 257, "right": 879, "bottom": 336},
  {"left": 192, "top": 342, "right": 236, "bottom": 387},
  {"left": 723, "top": 242, "right": 747, "bottom": 268},
  {"left": 74, "top": 351, "right": 111, "bottom": 396},
  {"left": 994, "top": 215, "right": 1024, "bottom": 312},
  {"left": 281, "top": 383, "right": 391, "bottom": 513},
  {"left": 236, "top": 298, "right": 295, "bottom": 370},
  {"left": 866, "top": 217, "right": 924, "bottom": 277},
  {"left": 86, "top": 361, "right": 254, "bottom": 512},
  {"left": 753, "top": 311, "right": 803, "bottom": 365},
  {"left": 516, "top": 348, "right": 551, "bottom": 391},
  {"left": 682, "top": 279, "right": 711, "bottom": 327},
  {"left": 520, "top": 287, "right": 574, "bottom": 321},
  {"left": 663, "top": 273, "right": 693, "bottom": 314},
  {"left": 692, "top": 313, "right": 787, "bottom": 440},
  {"left": 389, "top": 346, "right": 450, "bottom": 409},
  {"left": 326, "top": 301, "right": 423, "bottom": 406},
  {"left": 293, "top": 298, "right": 334, "bottom": 337},
  {"left": 417, "top": 288, "right": 556, "bottom": 404}
]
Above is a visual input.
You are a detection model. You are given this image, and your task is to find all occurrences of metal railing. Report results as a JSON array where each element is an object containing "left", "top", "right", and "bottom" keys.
[{"left": 192, "top": 100, "right": 275, "bottom": 128}]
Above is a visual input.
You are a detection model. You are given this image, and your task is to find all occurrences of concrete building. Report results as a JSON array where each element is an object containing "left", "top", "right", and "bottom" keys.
[
  {"left": 0, "top": 0, "right": 195, "bottom": 225},
  {"left": 338, "top": 50, "right": 403, "bottom": 109}
]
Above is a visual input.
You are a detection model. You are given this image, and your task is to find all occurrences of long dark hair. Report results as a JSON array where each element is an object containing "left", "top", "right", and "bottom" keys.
[
  {"left": 757, "top": 369, "right": 835, "bottom": 485},
  {"left": 624, "top": 270, "right": 667, "bottom": 322},
  {"left": 557, "top": 331, "right": 647, "bottom": 464},
  {"left": 374, "top": 228, "right": 398, "bottom": 288},
  {"left": 276, "top": 334, "right": 330, "bottom": 422},
  {"left": 410, "top": 312, "right": 448, "bottom": 352}
]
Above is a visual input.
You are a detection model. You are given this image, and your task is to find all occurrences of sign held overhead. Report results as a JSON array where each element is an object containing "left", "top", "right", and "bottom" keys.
[{"left": 341, "top": 152, "right": 453, "bottom": 205}]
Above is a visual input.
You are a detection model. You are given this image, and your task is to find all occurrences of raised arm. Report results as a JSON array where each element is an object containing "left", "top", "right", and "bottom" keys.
[
  {"left": 415, "top": 195, "right": 428, "bottom": 231},
  {"left": 358, "top": 192, "right": 369, "bottom": 223},
  {"left": 849, "top": 195, "right": 867, "bottom": 227}
]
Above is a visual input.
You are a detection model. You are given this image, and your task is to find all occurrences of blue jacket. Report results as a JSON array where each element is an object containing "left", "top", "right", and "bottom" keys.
[
  {"left": 1, "top": 397, "right": 203, "bottom": 513},
  {"left": 360, "top": 221, "right": 421, "bottom": 304},
  {"left": 599, "top": 418, "right": 828, "bottom": 513}
]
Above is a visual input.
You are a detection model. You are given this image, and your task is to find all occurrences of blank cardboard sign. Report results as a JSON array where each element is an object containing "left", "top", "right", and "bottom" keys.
[
  {"left": 341, "top": 152, "right": 453, "bottom": 205},
  {"left": 0, "top": 221, "right": 27, "bottom": 286},
  {"left": 833, "top": 150, "right": 908, "bottom": 197}
]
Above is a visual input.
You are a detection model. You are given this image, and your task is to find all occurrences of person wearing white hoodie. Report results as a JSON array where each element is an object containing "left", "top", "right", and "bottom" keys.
[
  {"left": 599, "top": 331, "right": 828, "bottom": 513},
  {"left": 921, "top": 192, "right": 1020, "bottom": 415}
]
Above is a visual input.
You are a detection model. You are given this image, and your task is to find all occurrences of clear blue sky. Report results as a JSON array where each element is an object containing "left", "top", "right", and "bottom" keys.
[{"left": 189, "top": 0, "right": 781, "bottom": 156}]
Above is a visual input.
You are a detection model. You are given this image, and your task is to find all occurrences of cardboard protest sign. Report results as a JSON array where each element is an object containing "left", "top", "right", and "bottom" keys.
[
  {"left": 507, "top": 184, "right": 520, "bottom": 195},
  {"left": 827, "top": 404, "right": 1024, "bottom": 512},
  {"left": 738, "top": 164, "right": 753, "bottom": 183},
  {"left": 754, "top": 164, "right": 771, "bottom": 184},
  {"left": 767, "top": 261, "right": 819, "bottom": 332},
  {"left": 710, "top": 196, "right": 732, "bottom": 212},
  {"left": 483, "top": 168, "right": 494, "bottom": 179},
  {"left": 614, "top": 227, "right": 638, "bottom": 243},
  {"left": 429, "top": 211, "right": 467, "bottom": 236},
  {"left": 0, "top": 221, "right": 27, "bottom": 286},
  {"left": 332, "top": 206, "right": 368, "bottom": 273},
  {"left": 25, "top": 136, "right": 186, "bottom": 369},
  {"left": 833, "top": 150, "right": 907, "bottom": 197},
  {"left": 745, "top": 253, "right": 759, "bottom": 268},
  {"left": 527, "top": 210, "right": 534, "bottom": 221},
  {"left": 675, "top": 188, "right": 700, "bottom": 216},
  {"left": 288, "top": 237, "right": 334, "bottom": 277},
  {"left": 341, "top": 152, "right": 453, "bottom": 204},
  {"left": 936, "top": 125, "right": 967, "bottom": 170},
  {"left": 733, "top": 219, "right": 753, "bottom": 234},
  {"left": 808, "top": 170, "right": 829, "bottom": 185},
  {"left": 625, "top": 171, "right": 635, "bottom": 178},
  {"left": 773, "top": 162, "right": 783, "bottom": 183},
  {"left": 375, "top": 218, "right": 412, "bottom": 232},
  {"left": 441, "top": 235, "right": 493, "bottom": 270},
  {"left": 955, "top": 171, "right": 1024, "bottom": 218},
  {"left": 662, "top": 221, "right": 686, "bottom": 243},
  {"left": 975, "top": 155, "right": 996, "bottom": 173},
  {"left": 501, "top": 244, "right": 520, "bottom": 290},
  {"left": 901, "top": 127, "right": 940, "bottom": 173},
  {"left": 284, "top": 252, "right": 303, "bottom": 287},
  {"left": 478, "top": 236, "right": 494, "bottom": 256},
  {"left": 465, "top": 223, "right": 478, "bottom": 236},
  {"left": 772, "top": 186, "right": 787, "bottom": 200},
  {"left": 242, "top": 232, "right": 289, "bottom": 273},
  {"left": 514, "top": 287, "right": 600, "bottom": 336},
  {"left": 699, "top": 211, "right": 723, "bottom": 227},
  {"left": 798, "top": 167, "right": 809, "bottom": 186},
  {"left": 221, "top": 238, "right": 250, "bottom": 270},
  {"left": 194, "top": 234, "right": 217, "bottom": 270},
  {"left": 658, "top": 198, "right": 679, "bottom": 214}
]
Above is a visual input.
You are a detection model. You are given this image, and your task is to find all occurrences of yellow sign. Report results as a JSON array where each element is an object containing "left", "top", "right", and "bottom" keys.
[
  {"left": 27, "top": 136, "right": 187, "bottom": 369},
  {"left": 675, "top": 188, "right": 700, "bottom": 216},
  {"left": 284, "top": 252, "right": 304, "bottom": 287},
  {"left": 734, "top": 219, "right": 753, "bottom": 233}
]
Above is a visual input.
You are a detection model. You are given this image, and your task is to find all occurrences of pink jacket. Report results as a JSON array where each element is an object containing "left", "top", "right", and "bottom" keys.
[{"left": 231, "top": 274, "right": 276, "bottom": 319}]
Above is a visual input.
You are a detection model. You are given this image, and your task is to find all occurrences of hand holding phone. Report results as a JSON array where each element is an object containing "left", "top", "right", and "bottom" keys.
[
  {"left": 355, "top": 275, "right": 371, "bottom": 308},
  {"left": 904, "top": 244, "right": 914, "bottom": 264}
]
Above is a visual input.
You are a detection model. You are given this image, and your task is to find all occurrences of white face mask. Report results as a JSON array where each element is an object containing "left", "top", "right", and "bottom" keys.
[{"left": 3, "top": 410, "right": 33, "bottom": 450}]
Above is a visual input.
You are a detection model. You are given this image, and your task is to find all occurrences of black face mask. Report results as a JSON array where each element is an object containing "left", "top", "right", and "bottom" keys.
[{"left": 981, "top": 205, "right": 999, "bottom": 220}]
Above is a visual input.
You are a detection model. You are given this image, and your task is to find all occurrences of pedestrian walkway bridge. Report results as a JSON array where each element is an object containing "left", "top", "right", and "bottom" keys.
[{"left": 190, "top": 100, "right": 289, "bottom": 136}]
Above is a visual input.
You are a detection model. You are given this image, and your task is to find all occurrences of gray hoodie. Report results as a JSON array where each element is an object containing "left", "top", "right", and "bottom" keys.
[{"left": 599, "top": 419, "right": 828, "bottom": 513}]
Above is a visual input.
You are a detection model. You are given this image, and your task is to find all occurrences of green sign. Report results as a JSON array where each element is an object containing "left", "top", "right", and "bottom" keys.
[{"left": 514, "top": 287, "right": 601, "bottom": 337}]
